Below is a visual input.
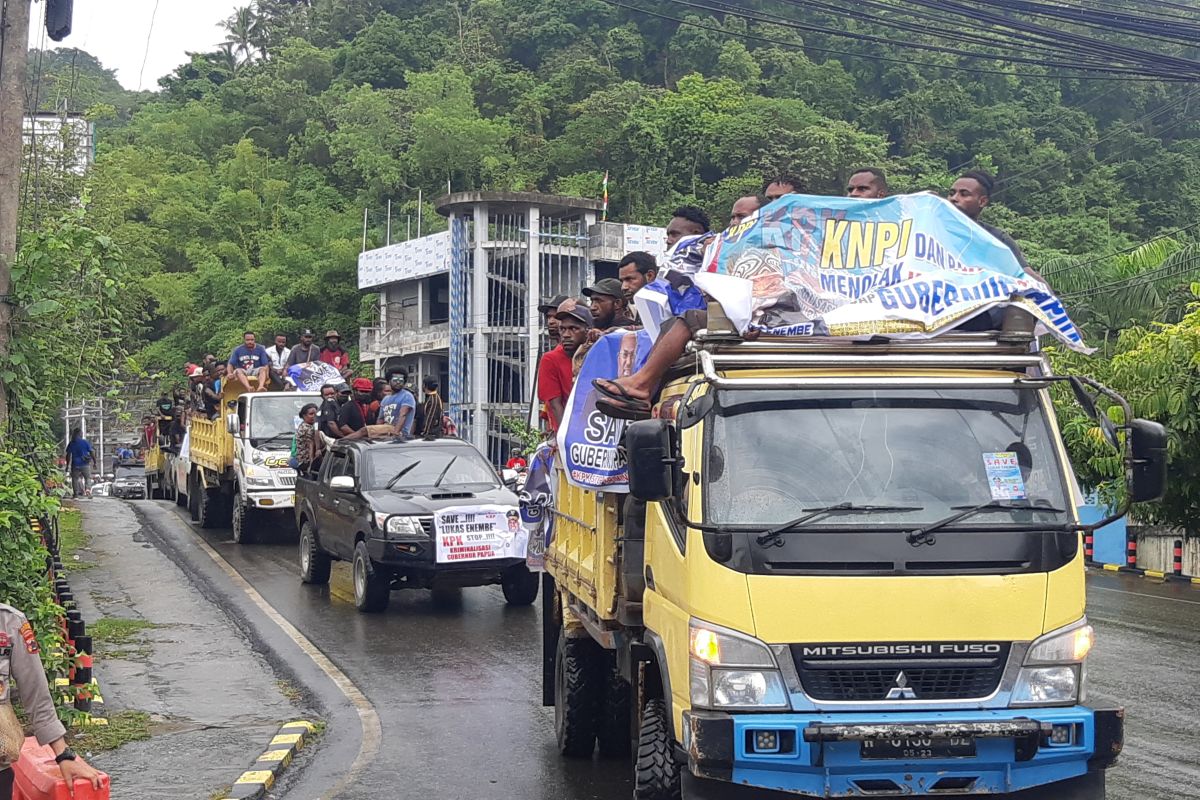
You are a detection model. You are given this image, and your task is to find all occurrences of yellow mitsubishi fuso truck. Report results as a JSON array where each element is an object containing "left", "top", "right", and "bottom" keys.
[{"left": 542, "top": 327, "right": 1165, "bottom": 799}]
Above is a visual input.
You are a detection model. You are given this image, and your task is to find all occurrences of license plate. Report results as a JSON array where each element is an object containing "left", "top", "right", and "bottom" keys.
[{"left": 860, "top": 737, "right": 976, "bottom": 760}]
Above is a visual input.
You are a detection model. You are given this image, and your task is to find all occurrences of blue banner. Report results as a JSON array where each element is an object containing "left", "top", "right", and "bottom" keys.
[
  {"left": 557, "top": 330, "right": 654, "bottom": 491},
  {"left": 699, "top": 193, "right": 1087, "bottom": 351}
]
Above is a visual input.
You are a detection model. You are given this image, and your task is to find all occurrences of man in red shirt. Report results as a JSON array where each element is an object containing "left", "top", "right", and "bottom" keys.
[
  {"left": 537, "top": 302, "right": 592, "bottom": 433},
  {"left": 320, "top": 330, "right": 353, "bottom": 379}
]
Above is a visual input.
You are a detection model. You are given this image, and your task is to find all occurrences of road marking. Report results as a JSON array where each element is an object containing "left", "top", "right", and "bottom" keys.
[
  {"left": 173, "top": 513, "right": 382, "bottom": 799},
  {"left": 1091, "top": 586, "right": 1200, "bottom": 606}
]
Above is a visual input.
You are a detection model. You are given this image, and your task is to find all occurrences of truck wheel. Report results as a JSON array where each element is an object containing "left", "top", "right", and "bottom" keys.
[
  {"left": 1007, "top": 771, "right": 1105, "bottom": 799},
  {"left": 554, "top": 635, "right": 601, "bottom": 757},
  {"left": 298, "top": 521, "right": 331, "bottom": 585},
  {"left": 231, "top": 501, "right": 257, "bottom": 544},
  {"left": 635, "top": 698, "right": 681, "bottom": 800},
  {"left": 501, "top": 564, "right": 540, "bottom": 606},
  {"left": 197, "top": 485, "right": 220, "bottom": 529},
  {"left": 598, "top": 654, "right": 632, "bottom": 758},
  {"left": 187, "top": 474, "right": 200, "bottom": 521},
  {"left": 352, "top": 541, "right": 390, "bottom": 613}
]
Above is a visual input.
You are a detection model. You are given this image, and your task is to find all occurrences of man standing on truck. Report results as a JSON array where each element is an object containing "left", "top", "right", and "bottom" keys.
[
  {"left": 229, "top": 331, "right": 273, "bottom": 393},
  {"left": 286, "top": 329, "right": 320, "bottom": 367},
  {"left": 66, "top": 429, "right": 97, "bottom": 498},
  {"left": 379, "top": 373, "right": 417, "bottom": 437},
  {"left": 537, "top": 302, "right": 591, "bottom": 433},
  {"left": 320, "top": 331, "right": 353, "bottom": 379},
  {"left": 583, "top": 279, "right": 636, "bottom": 330},
  {"left": 267, "top": 333, "right": 291, "bottom": 386},
  {"left": 318, "top": 383, "right": 343, "bottom": 440},
  {"left": 948, "top": 170, "right": 1030, "bottom": 271},
  {"left": 763, "top": 172, "right": 804, "bottom": 201},
  {"left": 337, "top": 378, "right": 375, "bottom": 436},
  {"left": 538, "top": 295, "right": 569, "bottom": 347},
  {"left": 665, "top": 205, "right": 710, "bottom": 249},
  {"left": 847, "top": 167, "right": 889, "bottom": 198}
]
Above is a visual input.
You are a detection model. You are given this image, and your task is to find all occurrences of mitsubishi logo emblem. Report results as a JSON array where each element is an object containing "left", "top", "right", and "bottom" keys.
[{"left": 885, "top": 671, "right": 917, "bottom": 700}]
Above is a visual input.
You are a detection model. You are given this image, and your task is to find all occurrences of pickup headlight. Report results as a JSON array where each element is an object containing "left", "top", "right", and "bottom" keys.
[
  {"left": 373, "top": 513, "right": 425, "bottom": 539},
  {"left": 688, "top": 620, "right": 788, "bottom": 710},
  {"left": 1010, "top": 619, "right": 1093, "bottom": 707},
  {"left": 244, "top": 476, "right": 273, "bottom": 487}
]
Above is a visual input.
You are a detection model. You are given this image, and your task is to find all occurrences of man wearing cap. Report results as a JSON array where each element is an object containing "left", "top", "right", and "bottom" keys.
[
  {"left": 229, "top": 331, "right": 273, "bottom": 393},
  {"left": 583, "top": 278, "right": 636, "bottom": 330},
  {"left": 338, "top": 378, "right": 375, "bottom": 436},
  {"left": 537, "top": 300, "right": 592, "bottom": 433},
  {"left": 286, "top": 329, "right": 321, "bottom": 367},
  {"left": 538, "top": 295, "right": 569, "bottom": 347},
  {"left": 378, "top": 372, "right": 417, "bottom": 437},
  {"left": 320, "top": 330, "right": 353, "bottom": 379}
]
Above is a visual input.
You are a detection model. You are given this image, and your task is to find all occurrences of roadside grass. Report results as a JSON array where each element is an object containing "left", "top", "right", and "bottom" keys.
[
  {"left": 209, "top": 786, "right": 232, "bottom": 800},
  {"left": 69, "top": 710, "right": 152, "bottom": 753},
  {"left": 57, "top": 507, "right": 94, "bottom": 570},
  {"left": 89, "top": 617, "right": 160, "bottom": 645},
  {"left": 275, "top": 679, "right": 303, "bottom": 703}
]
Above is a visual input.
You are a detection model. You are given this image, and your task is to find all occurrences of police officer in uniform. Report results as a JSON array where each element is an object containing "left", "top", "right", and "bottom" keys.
[{"left": 0, "top": 604, "right": 102, "bottom": 797}]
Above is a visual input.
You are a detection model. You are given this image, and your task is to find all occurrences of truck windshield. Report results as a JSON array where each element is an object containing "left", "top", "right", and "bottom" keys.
[
  {"left": 248, "top": 395, "right": 314, "bottom": 448},
  {"left": 706, "top": 388, "right": 1070, "bottom": 528},
  {"left": 365, "top": 447, "right": 500, "bottom": 491},
  {"left": 114, "top": 466, "right": 141, "bottom": 480}
]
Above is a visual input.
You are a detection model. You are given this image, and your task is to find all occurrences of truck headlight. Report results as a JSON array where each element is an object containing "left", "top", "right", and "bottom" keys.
[
  {"left": 1010, "top": 619, "right": 1092, "bottom": 707},
  {"left": 245, "top": 476, "right": 273, "bottom": 487},
  {"left": 374, "top": 513, "right": 425, "bottom": 539},
  {"left": 688, "top": 620, "right": 788, "bottom": 710}
]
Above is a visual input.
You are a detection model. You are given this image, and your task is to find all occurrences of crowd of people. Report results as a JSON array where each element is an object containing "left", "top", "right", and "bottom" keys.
[
  {"left": 537, "top": 167, "right": 1030, "bottom": 426},
  {"left": 143, "top": 327, "right": 456, "bottom": 471}
]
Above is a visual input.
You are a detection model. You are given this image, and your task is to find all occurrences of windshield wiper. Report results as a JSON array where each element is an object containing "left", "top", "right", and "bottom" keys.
[
  {"left": 432, "top": 456, "right": 457, "bottom": 488},
  {"left": 906, "top": 500, "right": 1068, "bottom": 547},
  {"left": 386, "top": 461, "right": 421, "bottom": 491},
  {"left": 756, "top": 503, "right": 923, "bottom": 547},
  {"left": 252, "top": 433, "right": 294, "bottom": 448}
]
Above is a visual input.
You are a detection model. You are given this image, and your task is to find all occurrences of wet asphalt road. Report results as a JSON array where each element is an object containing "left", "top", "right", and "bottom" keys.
[{"left": 145, "top": 500, "right": 1199, "bottom": 800}]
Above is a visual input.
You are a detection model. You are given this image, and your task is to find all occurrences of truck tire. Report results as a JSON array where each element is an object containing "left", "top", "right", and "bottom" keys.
[
  {"left": 197, "top": 485, "right": 220, "bottom": 529},
  {"left": 1007, "top": 771, "right": 1105, "bottom": 799},
  {"left": 187, "top": 473, "right": 200, "bottom": 521},
  {"left": 298, "top": 521, "right": 331, "bottom": 585},
  {"left": 501, "top": 564, "right": 540, "bottom": 606},
  {"left": 635, "top": 698, "right": 681, "bottom": 800},
  {"left": 352, "top": 541, "right": 390, "bottom": 613},
  {"left": 598, "top": 654, "right": 632, "bottom": 757},
  {"left": 231, "top": 500, "right": 257, "bottom": 544},
  {"left": 555, "top": 635, "right": 602, "bottom": 757}
]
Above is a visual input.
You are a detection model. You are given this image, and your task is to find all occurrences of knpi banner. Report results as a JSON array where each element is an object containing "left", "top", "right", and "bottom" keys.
[
  {"left": 699, "top": 193, "right": 1088, "bottom": 352},
  {"left": 557, "top": 330, "right": 654, "bottom": 491}
]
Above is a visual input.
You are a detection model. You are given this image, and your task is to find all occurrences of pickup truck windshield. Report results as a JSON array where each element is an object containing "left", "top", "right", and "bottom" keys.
[
  {"left": 706, "top": 388, "right": 1069, "bottom": 528},
  {"left": 365, "top": 447, "right": 499, "bottom": 491},
  {"left": 248, "top": 395, "right": 312, "bottom": 448},
  {"left": 114, "top": 466, "right": 141, "bottom": 480}
]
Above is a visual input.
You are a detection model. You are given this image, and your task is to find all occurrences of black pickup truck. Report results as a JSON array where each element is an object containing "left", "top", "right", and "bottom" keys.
[{"left": 293, "top": 437, "right": 540, "bottom": 613}]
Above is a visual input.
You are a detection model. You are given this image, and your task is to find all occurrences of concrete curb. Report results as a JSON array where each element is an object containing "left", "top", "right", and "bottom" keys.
[
  {"left": 218, "top": 720, "right": 319, "bottom": 800},
  {"left": 1088, "top": 562, "right": 1200, "bottom": 585}
]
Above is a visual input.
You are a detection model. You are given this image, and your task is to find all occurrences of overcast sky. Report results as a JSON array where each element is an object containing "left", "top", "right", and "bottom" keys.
[{"left": 29, "top": 0, "right": 243, "bottom": 91}]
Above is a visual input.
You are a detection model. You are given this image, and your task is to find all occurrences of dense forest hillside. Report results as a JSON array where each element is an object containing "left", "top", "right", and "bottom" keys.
[{"left": 25, "top": 0, "right": 1200, "bottom": 369}]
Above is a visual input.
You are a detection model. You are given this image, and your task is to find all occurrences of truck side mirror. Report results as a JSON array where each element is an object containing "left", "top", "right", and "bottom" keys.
[
  {"left": 1129, "top": 419, "right": 1167, "bottom": 503},
  {"left": 330, "top": 475, "right": 355, "bottom": 492},
  {"left": 226, "top": 413, "right": 239, "bottom": 435},
  {"left": 625, "top": 419, "right": 678, "bottom": 503}
]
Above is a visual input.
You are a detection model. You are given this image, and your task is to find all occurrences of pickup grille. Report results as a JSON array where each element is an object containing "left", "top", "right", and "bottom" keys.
[
  {"left": 278, "top": 475, "right": 297, "bottom": 487},
  {"left": 418, "top": 517, "right": 435, "bottom": 536},
  {"left": 793, "top": 643, "right": 1009, "bottom": 702}
]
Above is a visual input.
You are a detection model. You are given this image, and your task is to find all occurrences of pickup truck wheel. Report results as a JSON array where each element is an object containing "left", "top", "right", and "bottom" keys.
[
  {"left": 598, "top": 654, "right": 632, "bottom": 758},
  {"left": 634, "top": 698, "right": 681, "bottom": 800},
  {"left": 298, "top": 521, "right": 331, "bottom": 585},
  {"left": 501, "top": 564, "right": 540, "bottom": 606},
  {"left": 352, "top": 541, "right": 390, "bottom": 613},
  {"left": 554, "top": 635, "right": 601, "bottom": 757},
  {"left": 1006, "top": 771, "right": 1104, "bottom": 799},
  {"left": 231, "top": 501, "right": 256, "bottom": 544}
]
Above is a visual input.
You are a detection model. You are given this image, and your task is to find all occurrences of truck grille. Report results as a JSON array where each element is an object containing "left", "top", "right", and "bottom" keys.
[
  {"left": 278, "top": 475, "right": 296, "bottom": 487},
  {"left": 418, "top": 517, "right": 435, "bottom": 536},
  {"left": 792, "top": 643, "right": 1009, "bottom": 702}
]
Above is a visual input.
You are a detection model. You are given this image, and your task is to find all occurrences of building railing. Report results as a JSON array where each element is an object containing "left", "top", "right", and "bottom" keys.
[{"left": 360, "top": 322, "right": 451, "bottom": 359}]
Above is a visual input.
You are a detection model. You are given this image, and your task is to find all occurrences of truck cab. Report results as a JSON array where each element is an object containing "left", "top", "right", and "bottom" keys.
[{"left": 545, "top": 330, "right": 1166, "bottom": 799}]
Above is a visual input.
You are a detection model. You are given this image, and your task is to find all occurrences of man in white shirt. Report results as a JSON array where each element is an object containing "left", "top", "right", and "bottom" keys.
[{"left": 268, "top": 333, "right": 291, "bottom": 387}]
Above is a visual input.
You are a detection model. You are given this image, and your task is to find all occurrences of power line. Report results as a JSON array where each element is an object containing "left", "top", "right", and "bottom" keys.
[
  {"left": 1062, "top": 252, "right": 1200, "bottom": 299},
  {"left": 138, "top": 0, "right": 162, "bottom": 92},
  {"left": 1044, "top": 220, "right": 1200, "bottom": 278},
  {"left": 598, "top": 0, "right": 1195, "bottom": 81}
]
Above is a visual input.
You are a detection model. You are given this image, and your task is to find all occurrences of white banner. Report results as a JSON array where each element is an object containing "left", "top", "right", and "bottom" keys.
[{"left": 434, "top": 504, "right": 528, "bottom": 563}]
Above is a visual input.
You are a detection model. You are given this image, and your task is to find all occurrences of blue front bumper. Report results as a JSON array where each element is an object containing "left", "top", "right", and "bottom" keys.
[{"left": 683, "top": 706, "right": 1122, "bottom": 798}]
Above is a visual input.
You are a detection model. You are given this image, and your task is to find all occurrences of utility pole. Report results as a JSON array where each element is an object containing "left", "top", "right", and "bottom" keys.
[{"left": 0, "top": 0, "right": 32, "bottom": 431}]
